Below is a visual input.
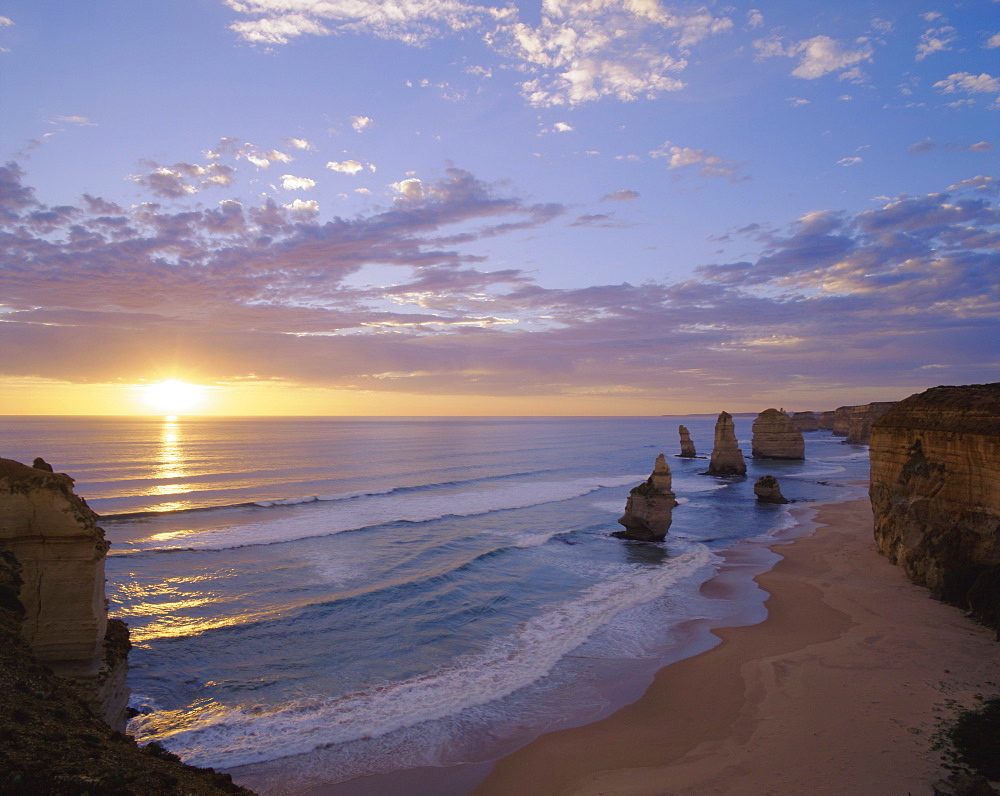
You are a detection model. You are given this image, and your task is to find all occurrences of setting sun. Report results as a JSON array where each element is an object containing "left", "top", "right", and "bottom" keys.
[{"left": 141, "top": 380, "right": 206, "bottom": 414}]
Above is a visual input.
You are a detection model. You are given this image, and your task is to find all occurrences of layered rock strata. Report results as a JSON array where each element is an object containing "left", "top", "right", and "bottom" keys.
[
  {"left": 832, "top": 407, "right": 853, "bottom": 437},
  {"left": 846, "top": 401, "right": 896, "bottom": 445},
  {"left": 0, "top": 549, "right": 252, "bottom": 794},
  {"left": 706, "top": 412, "right": 746, "bottom": 476},
  {"left": 751, "top": 408, "right": 805, "bottom": 460},
  {"left": 869, "top": 384, "right": 1000, "bottom": 632},
  {"left": 0, "top": 457, "right": 129, "bottom": 729},
  {"left": 818, "top": 411, "right": 836, "bottom": 431},
  {"left": 616, "top": 454, "right": 678, "bottom": 541},
  {"left": 791, "top": 411, "right": 819, "bottom": 432},
  {"left": 678, "top": 425, "right": 697, "bottom": 458},
  {"left": 754, "top": 475, "right": 789, "bottom": 504}
]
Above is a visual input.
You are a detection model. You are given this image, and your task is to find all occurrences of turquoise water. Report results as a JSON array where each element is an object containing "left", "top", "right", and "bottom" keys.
[{"left": 0, "top": 415, "right": 870, "bottom": 787}]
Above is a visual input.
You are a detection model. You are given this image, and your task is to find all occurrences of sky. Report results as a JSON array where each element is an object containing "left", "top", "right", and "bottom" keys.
[{"left": 0, "top": 0, "right": 997, "bottom": 416}]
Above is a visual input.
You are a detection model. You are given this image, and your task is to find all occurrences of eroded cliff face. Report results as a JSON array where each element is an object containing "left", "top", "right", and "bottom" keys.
[
  {"left": 616, "top": 454, "right": 678, "bottom": 541},
  {"left": 751, "top": 408, "right": 805, "bottom": 460},
  {"left": 869, "top": 384, "right": 1000, "bottom": 631},
  {"left": 791, "top": 411, "right": 819, "bottom": 432},
  {"left": 0, "top": 458, "right": 129, "bottom": 729},
  {"left": 846, "top": 401, "right": 896, "bottom": 445}
]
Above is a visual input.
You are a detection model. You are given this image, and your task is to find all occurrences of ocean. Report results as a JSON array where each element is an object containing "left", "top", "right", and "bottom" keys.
[{"left": 0, "top": 415, "right": 870, "bottom": 793}]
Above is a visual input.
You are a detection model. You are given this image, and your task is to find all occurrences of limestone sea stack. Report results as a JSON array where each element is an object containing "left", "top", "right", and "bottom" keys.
[
  {"left": 754, "top": 475, "right": 789, "bottom": 504},
  {"left": 791, "top": 411, "right": 819, "bottom": 432},
  {"left": 845, "top": 401, "right": 895, "bottom": 445},
  {"left": 751, "top": 408, "right": 805, "bottom": 460},
  {"left": 869, "top": 384, "right": 1000, "bottom": 632},
  {"left": 678, "top": 425, "right": 697, "bottom": 457},
  {"left": 818, "top": 411, "right": 836, "bottom": 430},
  {"left": 616, "top": 454, "right": 678, "bottom": 541},
  {"left": 706, "top": 412, "right": 747, "bottom": 476},
  {"left": 0, "top": 458, "right": 129, "bottom": 730}
]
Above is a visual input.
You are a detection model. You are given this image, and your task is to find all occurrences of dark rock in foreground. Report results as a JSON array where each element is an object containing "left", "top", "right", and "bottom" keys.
[{"left": 754, "top": 475, "right": 789, "bottom": 504}]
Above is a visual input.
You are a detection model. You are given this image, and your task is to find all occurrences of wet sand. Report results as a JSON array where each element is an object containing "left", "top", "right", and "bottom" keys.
[{"left": 472, "top": 498, "right": 999, "bottom": 795}]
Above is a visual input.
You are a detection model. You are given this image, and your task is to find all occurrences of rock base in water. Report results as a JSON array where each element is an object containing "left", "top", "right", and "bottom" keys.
[
  {"left": 754, "top": 475, "right": 789, "bottom": 504},
  {"left": 616, "top": 454, "right": 678, "bottom": 541}
]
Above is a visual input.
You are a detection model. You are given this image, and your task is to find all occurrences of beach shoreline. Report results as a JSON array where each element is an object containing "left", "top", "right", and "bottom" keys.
[{"left": 471, "top": 497, "right": 999, "bottom": 796}]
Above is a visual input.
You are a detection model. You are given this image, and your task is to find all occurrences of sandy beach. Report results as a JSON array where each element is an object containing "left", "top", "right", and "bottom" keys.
[{"left": 472, "top": 498, "right": 999, "bottom": 796}]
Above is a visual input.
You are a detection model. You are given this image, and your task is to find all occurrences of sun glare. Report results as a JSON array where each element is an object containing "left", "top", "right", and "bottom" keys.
[{"left": 142, "top": 379, "right": 205, "bottom": 414}]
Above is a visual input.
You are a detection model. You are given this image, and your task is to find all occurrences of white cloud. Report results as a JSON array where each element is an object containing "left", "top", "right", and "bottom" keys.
[
  {"left": 51, "top": 115, "right": 97, "bottom": 126},
  {"left": 228, "top": 12, "right": 330, "bottom": 45},
  {"left": 283, "top": 198, "right": 319, "bottom": 212},
  {"left": 390, "top": 178, "right": 428, "bottom": 201},
  {"left": 787, "top": 97, "right": 810, "bottom": 106},
  {"left": 280, "top": 174, "right": 316, "bottom": 190},
  {"left": 987, "top": 33, "right": 1000, "bottom": 49},
  {"left": 0, "top": 16, "right": 13, "bottom": 27},
  {"left": 755, "top": 34, "right": 873, "bottom": 80},
  {"left": 351, "top": 115, "right": 373, "bottom": 132},
  {"left": 746, "top": 9, "right": 764, "bottom": 29},
  {"left": 286, "top": 138, "right": 314, "bottom": 150},
  {"left": 650, "top": 141, "right": 741, "bottom": 180},
  {"left": 355, "top": 188, "right": 372, "bottom": 195},
  {"left": 916, "top": 26, "right": 957, "bottom": 60},
  {"left": 327, "top": 159, "right": 365, "bottom": 175},
  {"left": 933, "top": 72, "right": 1000, "bottom": 103},
  {"left": 552, "top": 122, "right": 574, "bottom": 132},
  {"left": 837, "top": 156, "right": 863, "bottom": 166}
]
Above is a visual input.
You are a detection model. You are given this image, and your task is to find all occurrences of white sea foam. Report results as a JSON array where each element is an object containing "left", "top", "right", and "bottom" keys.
[
  {"left": 129, "top": 544, "right": 717, "bottom": 769},
  {"left": 125, "top": 475, "right": 646, "bottom": 553}
]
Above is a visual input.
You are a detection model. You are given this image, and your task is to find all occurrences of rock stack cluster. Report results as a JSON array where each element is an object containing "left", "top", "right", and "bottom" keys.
[
  {"left": 0, "top": 458, "right": 130, "bottom": 730},
  {"left": 869, "top": 384, "right": 1000, "bottom": 632},
  {"left": 751, "top": 408, "right": 805, "bottom": 460},
  {"left": 616, "top": 454, "right": 678, "bottom": 541},
  {"left": 677, "top": 425, "right": 697, "bottom": 458},
  {"left": 706, "top": 412, "right": 746, "bottom": 476}
]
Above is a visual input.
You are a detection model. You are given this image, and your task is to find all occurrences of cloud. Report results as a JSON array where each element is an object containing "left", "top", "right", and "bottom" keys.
[
  {"left": 51, "top": 115, "right": 97, "bottom": 127},
  {"left": 350, "top": 116, "right": 373, "bottom": 133},
  {"left": 280, "top": 174, "right": 316, "bottom": 191},
  {"left": 327, "top": 160, "right": 366, "bottom": 175},
  {"left": 601, "top": 189, "right": 639, "bottom": 202},
  {"left": 286, "top": 138, "right": 314, "bottom": 150},
  {"left": 837, "top": 156, "right": 863, "bottom": 167},
  {"left": 755, "top": 34, "right": 873, "bottom": 80},
  {"left": 933, "top": 72, "right": 1000, "bottom": 100},
  {"left": 909, "top": 138, "right": 936, "bottom": 154},
  {"left": 131, "top": 161, "right": 237, "bottom": 198},
  {"left": 916, "top": 25, "right": 957, "bottom": 60},
  {"left": 650, "top": 141, "right": 743, "bottom": 180},
  {"left": 987, "top": 33, "right": 1000, "bottom": 49},
  {"left": 787, "top": 97, "right": 810, "bottom": 106},
  {"left": 0, "top": 16, "right": 13, "bottom": 27},
  {"left": 283, "top": 198, "right": 320, "bottom": 213},
  {"left": 2, "top": 161, "right": 996, "bottom": 403},
  {"left": 552, "top": 122, "right": 574, "bottom": 133},
  {"left": 746, "top": 9, "right": 764, "bottom": 30}
]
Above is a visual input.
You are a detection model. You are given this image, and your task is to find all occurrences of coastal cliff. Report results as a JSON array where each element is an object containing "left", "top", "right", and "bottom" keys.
[
  {"left": 831, "top": 402, "right": 896, "bottom": 443},
  {"left": 869, "top": 384, "right": 1000, "bottom": 631},
  {"left": 0, "top": 457, "right": 252, "bottom": 794},
  {"left": 0, "top": 457, "right": 129, "bottom": 728},
  {"left": 616, "top": 454, "right": 678, "bottom": 541}
]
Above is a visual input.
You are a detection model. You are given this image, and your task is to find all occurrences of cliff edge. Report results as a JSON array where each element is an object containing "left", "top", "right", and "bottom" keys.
[{"left": 869, "top": 384, "right": 1000, "bottom": 632}]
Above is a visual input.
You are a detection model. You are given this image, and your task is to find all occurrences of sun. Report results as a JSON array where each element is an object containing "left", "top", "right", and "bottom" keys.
[{"left": 142, "top": 380, "right": 206, "bottom": 414}]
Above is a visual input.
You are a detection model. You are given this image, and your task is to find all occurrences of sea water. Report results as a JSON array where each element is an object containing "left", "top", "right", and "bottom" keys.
[{"left": 0, "top": 415, "right": 870, "bottom": 790}]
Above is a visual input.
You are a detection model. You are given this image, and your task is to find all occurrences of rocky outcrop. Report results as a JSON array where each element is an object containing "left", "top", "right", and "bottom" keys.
[
  {"left": 751, "top": 408, "right": 805, "bottom": 460},
  {"left": 832, "top": 406, "right": 853, "bottom": 437},
  {"left": 869, "top": 384, "right": 1000, "bottom": 633},
  {"left": 706, "top": 412, "right": 747, "bottom": 476},
  {"left": 846, "top": 402, "right": 896, "bottom": 445},
  {"left": 831, "top": 402, "right": 897, "bottom": 442},
  {"left": 616, "top": 454, "right": 678, "bottom": 541},
  {"left": 791, "top": 411, "right": 819, "bottom": 432},
  {"left": 678, "top": 425, "right": 697, "bottom": 458},
  {"left": 754, "top": 475, "right": 789, "bottom": 504},
  {"left": 818, "top": 411, "right": 836, "bottom": 430},
  {"left": 0, "top": 457, "right": 128, "bottom": 730},
  {"left": 0, "top": 549, "right": 253, "bottom": 794}
]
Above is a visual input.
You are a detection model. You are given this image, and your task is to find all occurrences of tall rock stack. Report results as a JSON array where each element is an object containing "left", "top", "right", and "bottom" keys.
[
  {"left": 616, "top": 454, "right": 678, "bottom": 541},
  {"left": 678, "top": 425, "right": 697, "bottom": 457},
  {"left": 706, "top": 412, "right": 747, "bottom": 476},
  {"left": 751, "top": 408, "right": 805, "bottom": 460},
  {"left": 869, "top": 384, "right": 1000, "bottom": 632},
  {"left": 0, "top": 458, "right": 130, "bottom": 730},
  {"left": 791, "top": 411, "right": 819, "bottom": 432}
]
